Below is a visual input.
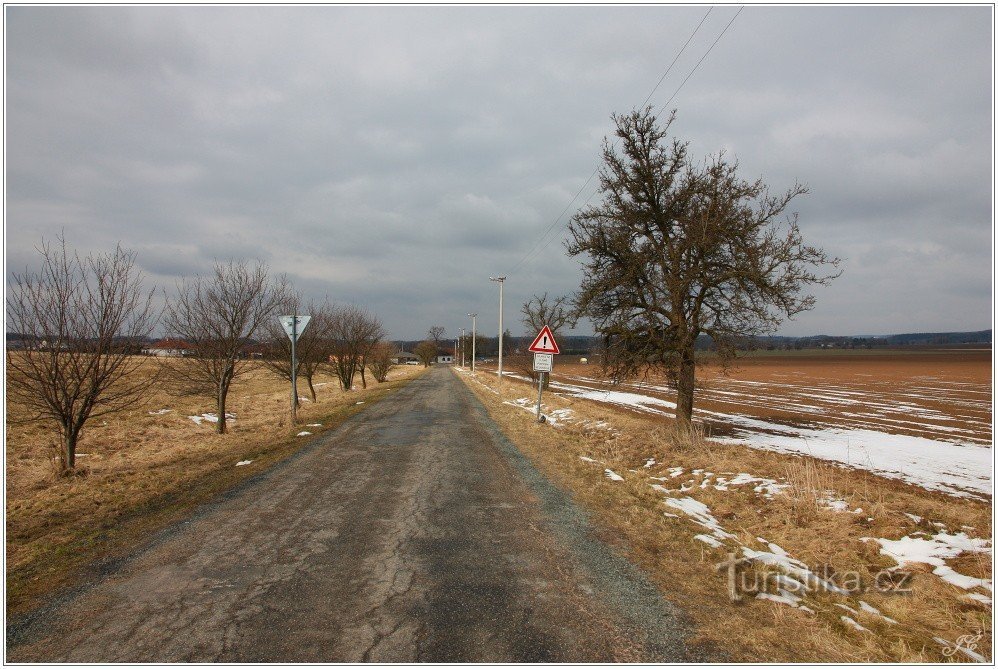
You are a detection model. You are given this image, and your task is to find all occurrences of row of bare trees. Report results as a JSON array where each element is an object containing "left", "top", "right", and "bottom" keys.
[{"left": 7, "top": 237, "right": 395, "bottom": 473}]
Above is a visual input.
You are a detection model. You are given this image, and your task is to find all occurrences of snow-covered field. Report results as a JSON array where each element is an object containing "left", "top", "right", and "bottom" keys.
[{"left": 494, "top": 354, "right": 992, "bottom": 500}]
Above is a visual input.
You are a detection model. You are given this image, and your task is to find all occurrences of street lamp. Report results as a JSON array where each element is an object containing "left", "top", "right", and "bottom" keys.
[
  {"left": 467, "top": 313, "right": 477, "bottom": 372},
  {"left": 489, "top": 275, "right": 506, "bottom": 385},
  {"left": 460, "top": 327, "right": 466, "bottom": 367}
]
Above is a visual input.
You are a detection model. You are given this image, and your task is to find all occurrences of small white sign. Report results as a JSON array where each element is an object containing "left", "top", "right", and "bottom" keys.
[
  {"left": 533, "top": 352, "right": 553, "bottom": 372},
  {"left": 279, "top": 315, "right": 312, "bottom": 341}
]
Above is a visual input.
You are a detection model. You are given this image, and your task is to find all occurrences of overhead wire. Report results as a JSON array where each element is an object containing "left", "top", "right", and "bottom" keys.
[
  {"left": 507, "top": 6, "right": 744, "bottom": 276},
  {"left": 506, "top": 7, "right": 712, "bottom": 275}
]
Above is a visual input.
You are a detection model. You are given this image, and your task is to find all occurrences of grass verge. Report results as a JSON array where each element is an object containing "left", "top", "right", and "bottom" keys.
[
  {"left": 455, "top": 367, "right": 991, "bottom": 662},
  {"left": 6, "top": 361, "right": 425, "bottom": 617}
]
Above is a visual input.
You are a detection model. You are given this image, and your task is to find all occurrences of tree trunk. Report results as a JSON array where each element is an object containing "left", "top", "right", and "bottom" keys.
[
  {"left": 675, "top": 347, "right": 696, "bottom": 428},
  {"left": 62, "top": 426, "right": 79, "bottom": 471},
  {"left": 217, "top": 381, "right": 228, "bottom": 434},
  {"left": 360, "top": 366, "right": 367, "bottom": 389},
  {"left": 307, "top": 376, "right": 316, "bottom": 402}
]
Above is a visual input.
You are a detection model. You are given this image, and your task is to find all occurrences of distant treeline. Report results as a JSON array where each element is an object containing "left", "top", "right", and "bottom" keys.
[{"left": 392, "top": 330, "right": 992, "bottom": 357}]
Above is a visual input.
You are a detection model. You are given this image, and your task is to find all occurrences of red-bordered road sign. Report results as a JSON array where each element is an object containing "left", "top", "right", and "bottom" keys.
[{"left": 528, "top": 325, "right": 560, "bottom": 354}]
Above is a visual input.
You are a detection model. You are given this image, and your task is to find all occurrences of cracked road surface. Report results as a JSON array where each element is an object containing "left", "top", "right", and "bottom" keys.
[{"left": 7, "top": 366, "right": 700, "bottom": 662}]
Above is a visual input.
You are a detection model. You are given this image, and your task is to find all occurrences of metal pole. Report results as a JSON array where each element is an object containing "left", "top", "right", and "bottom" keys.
[
  {"left": 536, "top": 371, "right": 544, "bottom": 421},
  {"left": 490, "top": 276, "right": 506, "bottom": 386},
  {"left": 460, "top": 327, "right": 465, "bottom": 367},
  {"left": 468, "top": 313, "right": 477, "bottom": 373},
  {"left": 291, "top": 315, "right": 298, "bottom": 424}
]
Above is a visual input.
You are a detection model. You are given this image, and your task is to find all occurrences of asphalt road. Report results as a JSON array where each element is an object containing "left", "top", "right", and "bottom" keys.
[{"left": 7, "top": 366, "right": 701, "bottom": 662}]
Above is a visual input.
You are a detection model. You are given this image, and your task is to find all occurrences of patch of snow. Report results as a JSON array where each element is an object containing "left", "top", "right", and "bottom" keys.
[
  {"left": 756, "top": 592, "right": 804, "bottom": 608},
  {"left": 355, "top": 401, "right": 365, "bottom": 405},
  {"left": 664, "top": 496, "right": 735, "bottom": 542},
  {"left": 604, "top": 469, "right": 624, "bottom": 481},
  {"left": 644, "top": 458, "right": 656, "bottom": 468},
  {"left": 724, "top": 472, "right": 789, "bottom": 498},
  {"left": 866, "top": 531, "right": 992, "bottom": 592},
  {"left": 840, "top": 616, "right": 870, "bottom": 633},
  {"left": 695, "top": 534, "right": 724, "bottom": 548},
  {"left": 306, "top": 423, "right": 322, "bottom": 427},
  {"left": 741, "top": 546, "right": 849, "bottom": 594},
  {"left": 962, "top": 593, "right": 992, "bottom": 606},
  {"left": 858, "top": 600, "right": 898, "bottom": 624},
  {"left": 189, "top": 412, "right": 235, "bottom": 426},
  {"left": 297, "top": 431, "right": 312, "bottom": 437},
  {"left": 148, "top": 409, "right": 173, "bottom": 415},
  {"left": 235, "top": 460, "right": 252, "bottom": 466},
  {"left": 714, "top": 422, "right": 991, "bottom": 500},
  {"left": 579, "top": 456, "right": 598, "bottom": 463}
]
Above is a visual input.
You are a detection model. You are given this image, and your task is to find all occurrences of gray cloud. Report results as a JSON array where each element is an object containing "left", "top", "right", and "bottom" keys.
[{"left": 5, "top": 6, "right": 992, "bottom": 339}]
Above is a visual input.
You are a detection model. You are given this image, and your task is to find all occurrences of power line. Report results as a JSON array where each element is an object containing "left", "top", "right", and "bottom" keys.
[
  {"left": 658, "top": 6, "right": 744, "bottom": 112},
  {"left": 508, "top": 6, "right": 744, "bottom": 275},
  {"left": 507, "top": 7, "right": 713, "bottom": 275}
]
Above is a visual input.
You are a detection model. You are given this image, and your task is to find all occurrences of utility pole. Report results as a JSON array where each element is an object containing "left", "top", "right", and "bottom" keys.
[
  {"left": 467, "top": 313, "right": 477, "bottom": 373},
  {"left": 290, "top": 314, "right": 298, "bottom": 423},
  {"left": 489, "top": 275, "right": 506, "bottom": 387},
  {"left": 460, "top": 327, "right": 466, "bottom": 367}
]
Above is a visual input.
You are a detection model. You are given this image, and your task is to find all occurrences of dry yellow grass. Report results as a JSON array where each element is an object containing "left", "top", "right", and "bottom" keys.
[
  {"left": 5, "top": 357, "right": 425, "bottom": 615},
  {"left": 457, "top": 368, "right": 992, "bottom": 662}
]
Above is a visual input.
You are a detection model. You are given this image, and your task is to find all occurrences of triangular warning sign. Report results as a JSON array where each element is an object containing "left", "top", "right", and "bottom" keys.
[{"left": 528, "top": 325, "right": 560, "bottom": 354}]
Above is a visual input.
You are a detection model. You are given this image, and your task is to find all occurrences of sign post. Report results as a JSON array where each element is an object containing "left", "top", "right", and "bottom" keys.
[
  {"left": 279, "top": 314, "right": 311, "bottom": 423},
  {"left": 528, "top": 326, "right": 560, "bottom": 422}
]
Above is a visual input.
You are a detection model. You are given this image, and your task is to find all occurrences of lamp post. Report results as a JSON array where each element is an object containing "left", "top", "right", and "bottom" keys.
[
  {"left": 489, "top": 275, "right": 506, "bottom": 386},
  {"left": 460, "top": 327, "right": 466, "bottom": 367},
  {"left": 467, "top": 313, "right": 477, "bottom": 373}
]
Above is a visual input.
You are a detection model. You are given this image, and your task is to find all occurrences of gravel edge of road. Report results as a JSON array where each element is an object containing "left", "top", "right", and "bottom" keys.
[{"left": 462, "top": 376, "right": 717, "bottom": 662}]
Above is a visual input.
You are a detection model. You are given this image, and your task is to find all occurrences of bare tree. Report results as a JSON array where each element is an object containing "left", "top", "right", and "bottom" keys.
[
  {"left": 328, "top": 305, "right": 385, "bottom": 391},
  {"left": 427, "top": 325, "right": 446, "bottom": 346},
  {"left": 6, "top": 237, "right": 159, "bottom": 473},
  {"left": 521, "top": 293, "right": 576, "bottom": 338},
  {"left": 261, "top": 295, "right": 335, "bottom": 403},
  {"left": 567, "top": 108, "right": 840, "bottom": 427},
  {"left": 414, "top": 340, "right": 438, "bottom": 368},
  {"left": 367, "top": 341, "right": 398, "bottom": 383},
  {"left": 162, "top": 260, "right": 287, "bottom": 434}
]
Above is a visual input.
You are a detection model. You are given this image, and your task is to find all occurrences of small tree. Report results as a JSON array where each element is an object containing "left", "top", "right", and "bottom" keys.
[
  {"left": 328, "top": 305, "right": 385, "bottom": 390},
  {"left": 6, "top": 237, "right": 158, "bottom": 473},
  {"left": 367, "top": 341, "right": 398, "bottom": 383},
  {"left": 427, "top": 326, "right": 446, "bottom": 347},
  {"left": 567, "top": 108, "right": 840, "bottom": 427},
  {"left": 521, "top": 293, "right": 576, "bottom": 338},
  {"left": 414, "top": 340, "right": 438, "bottom": 367},
  {"left": 163, "top": 260, "right": 287, "bottom": 434}
]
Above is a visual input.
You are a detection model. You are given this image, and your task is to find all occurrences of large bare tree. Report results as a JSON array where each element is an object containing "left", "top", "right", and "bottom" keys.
[
  {"left": 261, "top": 295, "right": 335, "bottom": 403},
  {"left": 163, "top": 260, "right": 287, "bottom": 434},
  {"left": 6, "top": 237, "right": 158, "bottom": 472},
  {"left": 567, "top": 108, "right": 840, "bottom": 427},
  {"left": 327, "top": 305, "right": 384, "bottom": 391}
]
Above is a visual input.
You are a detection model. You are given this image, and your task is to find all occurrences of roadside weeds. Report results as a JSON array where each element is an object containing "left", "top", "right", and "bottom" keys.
[
  {"left": 454, "top": 367, "right": 992, "bottom": 662},
  {"left": 6, "top": 361, "right": 425, "bottom": 617}
]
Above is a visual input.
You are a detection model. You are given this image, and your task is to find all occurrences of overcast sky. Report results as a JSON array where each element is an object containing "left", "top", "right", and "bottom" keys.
[{"left": 5, "top": 5, "right": 993, "bottom": 340}]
